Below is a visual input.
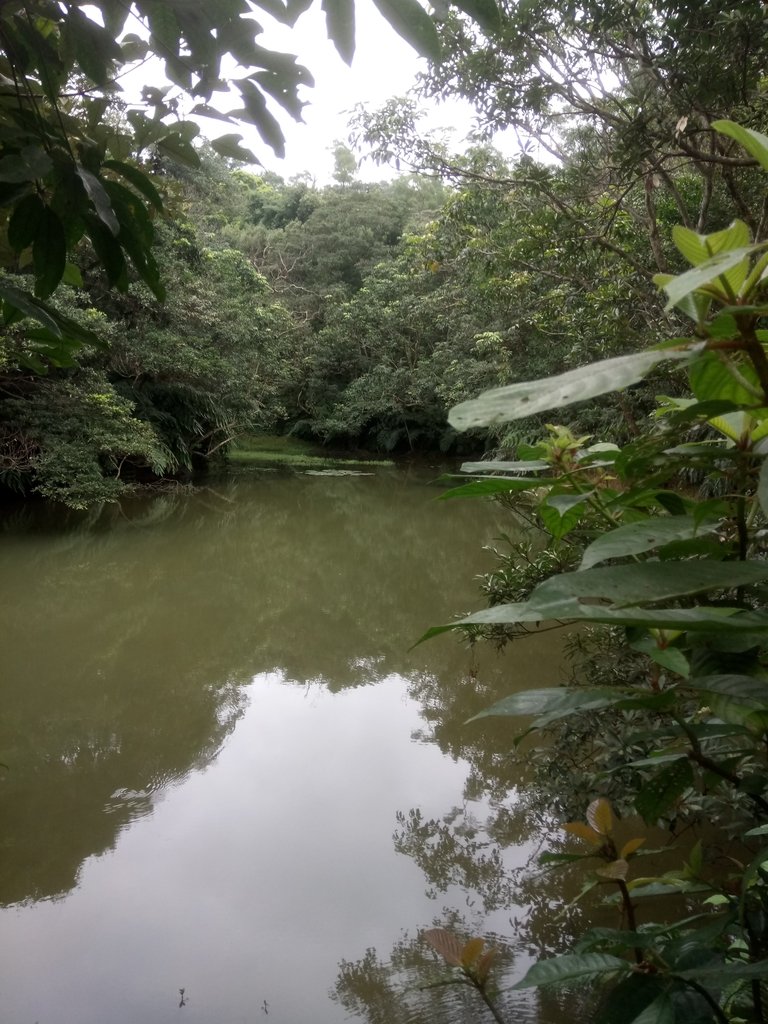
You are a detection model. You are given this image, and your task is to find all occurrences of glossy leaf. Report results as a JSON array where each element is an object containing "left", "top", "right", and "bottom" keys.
[
  {"left": 449, "top": 347, "right": 695, "bottom": 428},
  {"left": 675, "top": 959, "right": 768, "bottom": 984},
  {"left": 512, "top": 953, "right": 631, "bottom": 990},
  {"left": 467, "top": 687, "right": 637, "bottom": 724},
  {"left": 526, "top": 560, "right": 768, "bottom": 613},
  {"left": 580, "top": 516, "right": 720, "bottom": 570}
]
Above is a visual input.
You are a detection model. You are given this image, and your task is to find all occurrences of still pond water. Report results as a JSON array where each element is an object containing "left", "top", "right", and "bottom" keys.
[{"left": 0, "top": 465, "right": 571, "bottom": 1024}]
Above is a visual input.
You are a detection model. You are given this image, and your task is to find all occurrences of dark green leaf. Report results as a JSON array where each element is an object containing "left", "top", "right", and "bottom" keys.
[
  {"left": 155, "top": 133, "right": 201, "bottom": 168},
  {"left": 527, "top": 560, "right": 768, "bottom": 613},
  {"left": 595, "top": 976, "right": 672, "bottom": 1024},
  {"left": 580, "top": 517, "right": 720, "bottom": 570},
  {"left": 86, "top": 219, "right": 127, "bottom": 289},
  {"left": 438, "top": 478, "right": 546, "bottom": 499},
  {"left": 8, "top": 192, "right": 44, "bottom": 251},
  {"left": 0, "top": 281, "right": 101, "bottom": 345},
  {"left": 0, "top": 145, "right": 53, "bottom": 183},
  {"left": 539, "top": 491, "right": 591, "bottom": 540},
  {"left": 210, "top": 133, "right": 259, "bottom": 163},
  {"left": 421, "top": 603, "right": 768, "bottom": 645},
  {"left": 323, "top": 0, "right": 356, "bottom": 62},
  {"left": 452, "top": 0, "right": 501, "bottom": 33},
  {"left": 104, "top": 160, "right": 164, "bottom": 212},
  {"left": 635, "top": 760, "right": 694, "bottom": 824},
  {"left": 230, "top": 80, "right": 285, "bottom": 157},
  {"left": 32, "top": 206, "right": 66, "bottom": 298},
  {"left": 76, "top": 166, "right": 119, "bottom": 236},
  {"left": 467, "top": 687, "right": 636, "bottom": 724},
  {"left": 512, "top": 953, "right": 631, "bottom": 990},
  {"left": 630, "top": 638, "right": 690, "bottom": 677},
  {"left": 675, "top": 959, "right": 768, "bottom": 984},
  {"left": 371, "top": 0, "right": 440, "bottom": 58}
]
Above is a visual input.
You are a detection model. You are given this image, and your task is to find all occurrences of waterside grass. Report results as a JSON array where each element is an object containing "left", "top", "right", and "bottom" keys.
[{"left": 227, "top": 435, "right": 393, "bottom": 469}]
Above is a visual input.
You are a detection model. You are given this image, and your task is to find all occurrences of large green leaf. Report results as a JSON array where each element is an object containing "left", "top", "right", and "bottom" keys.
[
  {"left": 468, "top": 687, "right": 674, "bottom": 725},
  {"left": 0, "top": 144, "right": 53, "bottom": 185},
  {"left": 210, "top": 134, "right": 258, "bottom": 162},
  {"left": 580, "top": 517, "right": 721, "bottom": 570},
  {"left": 322, "top": 0, "right": 356, "bottom": 64},
  {"left": 713, "top": 120, "right": 768, "bottom": 172},
  {"left": 421, "top": 602, "right": 768, "bottom": 641},
  {"left": 527, "top": 560, "right": 768, "bottom": 612},
  {"left": 675, "top": 960, "right": 768, "bottom": 984},
  {"left": 657, "top": 245, "right": 765, "bottom": 311},
  {"left": 438, "top": 477, "right": 547, "bottom": 499},
  {"left": 104, "top": 159, "right": 164, "bottom": 211},
  {"left": 672, "top": 221, "right": 750, "bottom": 266},
  {"left": 596, "top": 977, "right": 673, "bottom": 1024},
  {"left": 512, "top": 953, "right": 631, "bottom": 990},
  {"left": 539, "top": 491, "right": 592, "bottom": 540},
  {"left": 32, "top": 206, "right": 66, "bottom": 298},
  {"left": 370, "top": 0, "right": 440, "bottom": 59},
  {"left": 460, "top": 460, "right": 549, "bottom": 473},
  {"left": 452, "top": 0, "right": 501, "bottom": 33},
  {"left": 689, "top": 350, "right": 762, "bottom": 404},
  {"left": 0, "top": 282, "right": 101, "bottom": 345},
  {"left": 448, "top": 347, "right": 694, "bottom": 429},
  {"left": 687, "top": 674, "right": 768, "bottom": 704},
  {"left": 8, "top": 192, "right": 44, "bottom": 251},
  {"left": 76, "top": 166, "right": 119, "bottom": 235},
  {"left": 234, "top": 80, "right": 285, "bottom": 158}
]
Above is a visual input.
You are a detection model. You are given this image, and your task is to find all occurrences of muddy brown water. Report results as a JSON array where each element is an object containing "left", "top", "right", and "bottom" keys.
[{"left": 0, "top": 466, "right": 575, "bottom": 1024}]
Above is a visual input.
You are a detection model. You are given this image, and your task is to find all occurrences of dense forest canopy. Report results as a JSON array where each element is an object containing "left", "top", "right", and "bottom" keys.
[{"left": 0, "top": 0, "right": 766, "bottom": 505}]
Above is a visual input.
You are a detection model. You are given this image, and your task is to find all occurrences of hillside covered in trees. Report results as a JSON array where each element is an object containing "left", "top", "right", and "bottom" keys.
[{"left": 0, "top": 0, "right": 765, "bottom": 508}]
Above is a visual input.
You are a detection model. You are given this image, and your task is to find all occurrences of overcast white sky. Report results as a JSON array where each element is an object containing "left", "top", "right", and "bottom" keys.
[{"left": 189, "top": 1, "right": 483, "bottom": 182}]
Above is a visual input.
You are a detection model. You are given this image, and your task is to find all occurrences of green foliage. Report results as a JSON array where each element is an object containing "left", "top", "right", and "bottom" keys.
[{"left": 427, "top": 121, "right": 768, "bottom": 1023}]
